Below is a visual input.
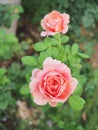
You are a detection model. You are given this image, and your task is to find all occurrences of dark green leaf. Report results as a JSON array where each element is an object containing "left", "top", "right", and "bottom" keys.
[{"left": 0, "top": 100, "right": 8, "bottom": 110}]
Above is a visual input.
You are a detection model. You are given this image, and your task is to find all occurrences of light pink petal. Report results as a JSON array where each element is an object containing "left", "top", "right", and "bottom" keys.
[
  {"left": 49, "top": 101, "right": 58, "bottom": 107},
  {"left": 40, "top": 31, "right": 57, "bottom": 37},
  {"left": 43, "top": 57, "right": 71, "bottom": 80},
  {"left": 62, "top": 25, "right": 68, "bottom": 34},
  {"left": 69, "top": 78, "right": 78, "bottom": 94},
  {"left": 54, "top": 78, "right": 78, "bottom": 103},
  {"left": 48, "top": 32, "right": 57, "bottom": 36},
  {"left": 41, "top": 19, "right": 47, "bottom": 30},
  {"left": 40, "top": 31, "right": 48, "bottom": 37},
  {"left": 33, "top": 89, "right": 48, "bottom": 105},
  {"left": 29, "top": 79, "right": 38, "bottom": 93},
  {"left": 41, "top": 11, "right": 70, "bottom": 36},
  {"left": 31, "top": 68, "right": 40, "bottom": 79},
  {"left": 62, "top": 13, "right": 70, "bottom": 24},
  {"left": 61, "top": 13, "right": 70, "bottom": 34},
  {"left": 43, "top": 57, "right": 61, "bottom": 68},
  {"left": 55, "top": 20, "right": 62, "bottom": 32},
  {"left": 51, "top": 10, "right": 61, "bottom": 15}
]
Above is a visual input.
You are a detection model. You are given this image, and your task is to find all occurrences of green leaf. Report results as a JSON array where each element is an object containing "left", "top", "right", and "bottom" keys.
[
  {"left": 57, "top": 46, "right": 66, "bottom": 61},
  {"left": 74, "top": 84, "right": 83, "bottom": 96},
  {"left": 51, "top": 38, "right": 59, "bottom": 46},
  {"left": 71, "top": 43, "right": 79, "bottom": 54},
  {"left": 52, "top": 47, "right": 59, "bottom": 59},
  {"left": 69, "top": 95, "right": 85, "bottom": 111},
  {"left": 76, "top": 125, "right": 84, "bottom": 130},
  {"left": 53, "top": 33, "right": 59, "bottom": 39},
  {"left": 82, "top": 14, "right": 95, "bottom": 28},
  {"left": 44, "top": 37, "right": 52, "bottom": 47},
  {"left": 64, "top": 44, "right": 70, "bottom": 54},
  {"left": 45, "top": 37, "right": 58, "bottom": 46},
  {"left": 1, "top": 76, "right": 10, "bottom": 85},
  {"left": 0, "top": 68, "right": 7, "bottom": 77},
  {"left": 15, "top": 5, "right": 24, "bottom": 13},
  {"left": 21, "top": 41, "right": 30, "bottom": 50},
  {"left": 0, "top": 92, "right": 12, "bottom": 110},
  {"left": 77, "top": 53, "right": 89, "bottom": 58},
  {"left": 61, "top": 35, "right": 69, "bottom": 44},
  {"left": 57, "top": 102, "right": 63, "bottom": 107},
  {"left": 33, "top": 42, "right": 47, "bottom": 52},
  {"left": 20, "top": 84, "right": 30, "bottom": 95},
  {"left": 38, "top": 51, "right": 49, "bottom": 66},
  {"left": 58, "top": 121, "right": 65, "bottom": 128},
  {"left": 0, "top": 100, "right": 8, "bottom": 110},
  {"left": 21, "top": 56, "right": 38, "bottom": 66}
]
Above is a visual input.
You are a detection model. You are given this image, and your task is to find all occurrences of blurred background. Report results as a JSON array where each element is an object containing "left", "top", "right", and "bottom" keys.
[{"left": 0, "top": 0, "right": 98, "bottom": 130}]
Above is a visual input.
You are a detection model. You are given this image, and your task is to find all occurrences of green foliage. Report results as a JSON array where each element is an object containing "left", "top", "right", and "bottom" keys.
[
  {"left": 0, "top": 4, "right": 24, "bottom": 28},
  {"left": 21, "top": 34, "right": 88, "bottom": 112},
  {"left": 0, "top": 29, "right": 29, "bottom": 61},
  {"left": 20, "top": 84, "right": 30, "bottom": 95},
  {"left": 61, "top": 35, "right": 69, "bottom": 44},
  {"left": 22, "top": 0, "right": 98, "bottom": 31},
  {"left": 0, "top": 68, "right": 7, "bottom": 76},
  {"left": 82, "top": 3, "right": 98, "bottom": 28},
  {"left": 33, "top": 42, "right": 47, "bottom": 52},
  {"left": 0, "top": 68, "right": 15, "bottom": 110},
  {"left": 69, "top": 95, "right": 85, "bottom": 111},
  {"left": 71, "top": 43, "right": 79, "bottom": 54},
  {"left": 77, "top": 53, "right": 89, "bottom": 59},
  {"left": 0, "top": 29, "right": 21, "bottom": 60},
  {"left": 0, "top": 1, "right": 98, "bottom": 130},
  {"left": 21, "top": 56, "right": 38, "bottom": 66}
]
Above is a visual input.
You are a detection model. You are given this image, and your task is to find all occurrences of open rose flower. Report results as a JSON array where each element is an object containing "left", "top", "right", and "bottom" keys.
[
  {"left": 41, "top": 10, "right": 70, "bottom": 36},
  {"left": 29, "top": 57, "right": 78, "bottom": 107}
]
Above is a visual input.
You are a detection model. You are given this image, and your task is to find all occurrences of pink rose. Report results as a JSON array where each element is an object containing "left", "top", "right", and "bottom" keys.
[
  {"left": 29, "top": 57, "right": 78, "bottom": 107},
  {"left": 41, "top": 10, "right": 70, "bottom": 36}
]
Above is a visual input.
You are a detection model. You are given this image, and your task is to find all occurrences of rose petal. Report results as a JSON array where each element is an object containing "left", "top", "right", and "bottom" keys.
[
  {"left": 62, "top": 13, "right": 70, "bottom": 24},
  {"left": 62, "top": 25, "right": 68, "bottom": 34},
  {"left": 40, "top": 31, "right": 48, "bottom": 37},
  {"left": 33, "top": 89, "right": 48, "bottom": 105},
  {"left": 69, "top": 78, "right": 78, "bottom": 93},
  {"left": 41, "top": 19, "right": 47, "bottom": 30},
  {"left": 29, "top": 56, "right": 78, "bottom": 107},
  {"left": 57, "top": 78, "right": 78, "bottom": 102},
  {"left": 29, "top": 79, "right": 38, "bottom": 93},
  {"left": 43, "top": 57, "right": 71, "bottom": 80},
  {"left": 31, "top": 68, "right": 40, "bottom": 79},
  {"left": 49, "top": 101, "right": 58, "bottom": 107},
  {"left": 40, "top": 10, "right": 70, "bottom": 36}
]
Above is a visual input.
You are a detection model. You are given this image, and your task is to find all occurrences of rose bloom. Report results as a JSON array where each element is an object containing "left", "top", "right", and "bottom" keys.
[
  {"left": 29, "top": 57, "right": 78, "bottom": 107},
  {"left": 41, "top": 10, "right": 70, "bottom": 36}
]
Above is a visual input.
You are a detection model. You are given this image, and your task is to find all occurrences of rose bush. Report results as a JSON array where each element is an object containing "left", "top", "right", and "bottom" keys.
[
  {"left": 29, "top": 57, "right": 78, "bottom": 107},
  {"left": 41, "top": 10, "right": 70, "bottom": 36},
  {"left": 21, "top": 10, "right": 86, "bottom": 110}
]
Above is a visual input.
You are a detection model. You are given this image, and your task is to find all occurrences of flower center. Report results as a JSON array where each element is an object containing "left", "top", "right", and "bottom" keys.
[{"left": 43, "top": 74, "right": 65, "bottom": 97}]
